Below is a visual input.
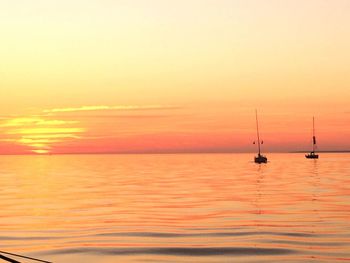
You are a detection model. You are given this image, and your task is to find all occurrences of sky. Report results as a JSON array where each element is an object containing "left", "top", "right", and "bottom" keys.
[{"left": 0, "top": 0, "right": 350, "bottom": 154}]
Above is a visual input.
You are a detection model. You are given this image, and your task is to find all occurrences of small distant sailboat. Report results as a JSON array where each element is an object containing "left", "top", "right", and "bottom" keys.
[
  {"left": 305, "top": 116, "right": 319, "bottom": 159},
  {"left": 254, "top": 110, "right": 267, "bottom": 164}
]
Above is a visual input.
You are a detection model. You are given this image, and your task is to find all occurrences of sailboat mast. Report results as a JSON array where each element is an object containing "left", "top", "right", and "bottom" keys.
[
  {"left": 256, "top": 110, "right": 261, "bottom": 155},
  {"left": 312, "top": 116, "right": 316, "bottom": 152}
]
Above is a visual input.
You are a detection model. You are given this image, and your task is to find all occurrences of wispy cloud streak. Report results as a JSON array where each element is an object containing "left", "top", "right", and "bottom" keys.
[
  {"left": 43, "top": 105, "right": 179, "bottom": 113},
  {"left": 0, "top": 117, "right": 77, "bottom": 127},
  {"left": 8, "top": 127, "right": 85, "bottom": 135}
]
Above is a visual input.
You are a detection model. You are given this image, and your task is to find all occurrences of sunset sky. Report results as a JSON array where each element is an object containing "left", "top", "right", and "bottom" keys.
[{"left": 1, "top": 0, "right": 350, "bottom": 154}]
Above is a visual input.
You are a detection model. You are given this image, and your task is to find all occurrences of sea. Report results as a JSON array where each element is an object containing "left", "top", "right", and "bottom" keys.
[{"left": 0, "top": 153, "right": 349, "bottom": 262}]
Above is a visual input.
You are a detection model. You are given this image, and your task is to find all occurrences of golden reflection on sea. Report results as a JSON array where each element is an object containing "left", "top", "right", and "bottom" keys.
[{"left": 0, "top": 153, "right": 350, "bottom": 262}]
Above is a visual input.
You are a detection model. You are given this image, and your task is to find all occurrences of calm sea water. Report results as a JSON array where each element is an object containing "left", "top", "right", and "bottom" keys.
[{"left": 0, "top": 153, "right": 350, "bottom": 262}]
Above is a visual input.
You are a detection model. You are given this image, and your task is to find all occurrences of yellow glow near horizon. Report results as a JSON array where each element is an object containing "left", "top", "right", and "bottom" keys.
[
  {"left": 1, "top": 115, "right": 85, "bottom": 154},
  {"left": 31, "top": 149, "right": 50, "bottom": 154}
]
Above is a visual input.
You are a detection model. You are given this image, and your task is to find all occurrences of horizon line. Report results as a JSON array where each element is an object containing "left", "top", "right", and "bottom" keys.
[{"left": 1, "top": 150, "right": 350, "bottom": 156}]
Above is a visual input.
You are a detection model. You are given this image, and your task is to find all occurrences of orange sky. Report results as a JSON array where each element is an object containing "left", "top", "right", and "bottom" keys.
[{"left": 1, "top": 0, "right": 350, "bottom": 154}]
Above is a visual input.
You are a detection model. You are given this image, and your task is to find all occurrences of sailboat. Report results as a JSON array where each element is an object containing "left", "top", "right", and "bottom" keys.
[
  {"left": 305, "top": 117, "right": 319, "bottom": 159},
  {"left": 254, "top": 110, "right": 267, "bottom": 163}
]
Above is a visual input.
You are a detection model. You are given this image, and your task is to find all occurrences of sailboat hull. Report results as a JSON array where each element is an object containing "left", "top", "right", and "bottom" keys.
[
  {"left": 305, "top": 153, "right": 319, "bottom": 159},
  {"left": 255, "top": 155, "right": 267, "bottom": 163}
]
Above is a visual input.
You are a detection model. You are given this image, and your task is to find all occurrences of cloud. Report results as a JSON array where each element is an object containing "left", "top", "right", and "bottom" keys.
[
  {"left": 21, "top": 134, "right": 80, "bottom": 139},
  {"left": 8, "top": 127, "right": 85, "bottom": 135},
  {"left": 0, "top": 117, "right": 77, "bottom": 127},
  {"left": 43, "top": 105, "right": 180, "bottom": 113}
]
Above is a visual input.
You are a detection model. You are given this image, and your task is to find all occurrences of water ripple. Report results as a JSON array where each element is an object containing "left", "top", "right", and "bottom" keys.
[
  {"left": 44, "top": 246, "right": 296, "bottom": 256},
  {"left": 95, "top": 231, "right": 317, "bottom": 238}
]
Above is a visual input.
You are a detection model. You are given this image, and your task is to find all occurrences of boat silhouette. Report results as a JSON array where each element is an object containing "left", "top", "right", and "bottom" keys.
[
  {"left": 254, "top": 110, "right": 267, "bottom": 163},
  {"left": 306, "top": 117, "right": 319, "bottom": 159}
]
